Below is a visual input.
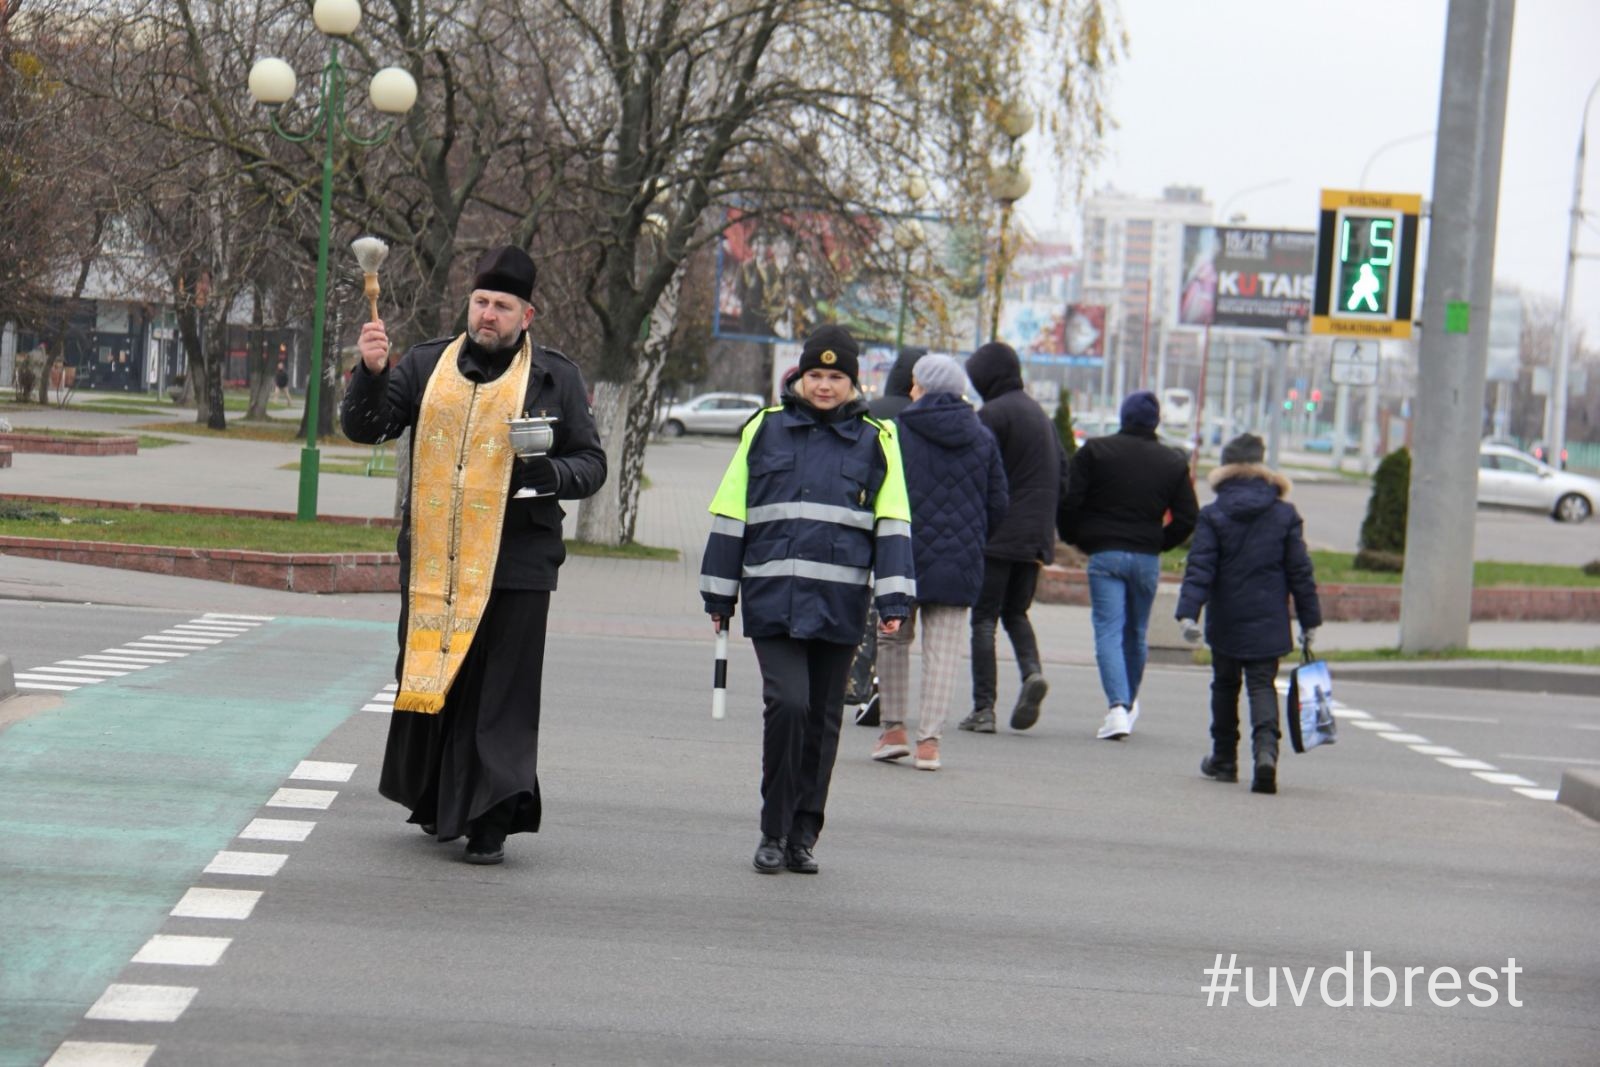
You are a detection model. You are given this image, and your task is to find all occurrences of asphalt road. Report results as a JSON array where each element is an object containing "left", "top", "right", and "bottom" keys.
[{"left": 3, "top": 600, "right": 1597, "bottom": 1066}]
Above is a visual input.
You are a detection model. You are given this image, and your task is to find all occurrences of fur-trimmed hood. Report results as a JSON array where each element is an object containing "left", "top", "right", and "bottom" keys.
[{"left": 1208, "top": 462, "right": 1292, "bottom": 498}]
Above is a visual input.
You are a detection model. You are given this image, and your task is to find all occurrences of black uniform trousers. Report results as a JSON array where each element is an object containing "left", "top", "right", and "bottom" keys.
[{"left": 751, "top": 636, "right": 856, "bottom": 848}]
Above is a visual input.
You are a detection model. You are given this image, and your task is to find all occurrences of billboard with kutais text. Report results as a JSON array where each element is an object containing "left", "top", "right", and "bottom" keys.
[{"left": 1177, "top": 225, "right": 1317, "bottom": 333}]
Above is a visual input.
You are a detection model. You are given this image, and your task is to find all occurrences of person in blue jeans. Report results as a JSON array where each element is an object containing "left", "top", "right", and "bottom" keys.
[{"left": 1059, "top": 390, "right": 1198, "bottom": 740}]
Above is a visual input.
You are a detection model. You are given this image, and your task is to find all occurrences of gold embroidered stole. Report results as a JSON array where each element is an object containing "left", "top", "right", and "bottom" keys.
[{"left": 394, "top": 333, "right": 531, "bottom": 713}]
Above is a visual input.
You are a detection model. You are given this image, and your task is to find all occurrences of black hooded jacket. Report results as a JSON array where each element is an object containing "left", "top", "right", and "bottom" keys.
[
  {"left": 867, "top": 347, "right": 926, "bottom": 422},
  {"left": 964, "top": 343, "right": 1065, "bottom": 564}
]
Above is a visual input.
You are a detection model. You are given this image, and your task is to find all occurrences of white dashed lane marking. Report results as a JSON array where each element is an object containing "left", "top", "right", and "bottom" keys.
[
  {"left": 267, "top": 788, "right": 337, "bottom": 810},
  {"left": 14, "top": 616, "right": 272, "bottom": 692},
  {"left": 170, "top": 888, "right": 262, "bottom": 921},
  {"left": 1297, "top": 690, "right": 1563, "bottom": 803},
  {"left": 239, "top": 818, "right": 316, "bottom": 842},
  {"left": 204, "top": 851, "right": 289, "bottom": 877},
  {"left": 44, "top": 1041, "right": 156, "bottom": 1066},
  {"left": 292, "top": 760, "right": 357, "bottom": 782},
  {"left": 131, "top": 935, "right": 232, "bottom": 967},
  {"left": 85, "top": 985, "right": 198, "bottom": 1023},
  {"left": 51, "top": 752, "right": 352, "bottom": 1065}
]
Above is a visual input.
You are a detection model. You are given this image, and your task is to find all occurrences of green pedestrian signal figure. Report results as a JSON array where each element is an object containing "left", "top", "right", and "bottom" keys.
[{"left": 1347, "top": 262, "right": 1382, "bottom": 313}]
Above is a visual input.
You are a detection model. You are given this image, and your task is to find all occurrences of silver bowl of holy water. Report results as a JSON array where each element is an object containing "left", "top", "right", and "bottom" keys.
[{"left": 507, "top": 413, "right": 558, "bottom": 458}]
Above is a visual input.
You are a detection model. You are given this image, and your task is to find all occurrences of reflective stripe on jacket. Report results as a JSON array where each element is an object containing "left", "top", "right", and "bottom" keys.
[{"left": 700, "top": 398, "right": 914, "bottom": 644}]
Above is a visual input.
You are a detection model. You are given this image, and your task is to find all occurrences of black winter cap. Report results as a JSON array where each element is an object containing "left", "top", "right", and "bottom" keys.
[
  {"left": 796, "top": 324, "right": 861, "bottom": 386},
  {"left": 472, "top": 245, "right": 537, "bottom": 302},
  {"left": 1221, "top": 433, "right": 1265, "bottom": 466}
]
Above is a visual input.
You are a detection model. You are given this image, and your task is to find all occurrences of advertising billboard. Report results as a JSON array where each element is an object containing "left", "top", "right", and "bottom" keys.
[
  {"left": 714, "top": 208, "right": 984, "bottom": 349},
  {"left": 1178, "top": 225, "right": 1317, "bottom": 333}
]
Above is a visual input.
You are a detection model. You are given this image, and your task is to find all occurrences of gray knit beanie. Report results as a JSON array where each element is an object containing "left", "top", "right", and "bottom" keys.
[{"left": 912, "top": 353, "right": 971, "bottom": 399}]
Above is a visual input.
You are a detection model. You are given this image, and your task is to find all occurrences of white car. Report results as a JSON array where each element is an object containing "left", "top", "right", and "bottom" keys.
[
  {"left": 658, "top": 392, "right": 766, "bottom": 437},
  {"left": 1477, "top": 444, "right": 1597, "bottom": 523}
]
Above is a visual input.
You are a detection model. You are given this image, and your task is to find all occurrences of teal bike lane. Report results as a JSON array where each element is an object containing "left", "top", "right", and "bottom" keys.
[{"left": 0, "top": 616, "right": 390, "bottom": 1067}]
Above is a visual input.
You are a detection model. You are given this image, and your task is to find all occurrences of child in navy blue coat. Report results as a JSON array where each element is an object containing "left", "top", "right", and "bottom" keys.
[{"left": 1175, "top": 434, "right": 1321, "bottom": 795}]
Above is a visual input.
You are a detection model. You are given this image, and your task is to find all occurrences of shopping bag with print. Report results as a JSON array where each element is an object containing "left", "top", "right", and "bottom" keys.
[{"left": 1285, "top": 648, "right": 1336, "bottom": 753}]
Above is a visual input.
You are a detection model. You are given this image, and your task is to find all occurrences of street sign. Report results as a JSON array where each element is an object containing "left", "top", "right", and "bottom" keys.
[
  {"left": 1311, "top": 189, "right": 1422, "bottom": 339},
  {"left": 1329, "top": 339, "right": 1379, "bottom": 386}
]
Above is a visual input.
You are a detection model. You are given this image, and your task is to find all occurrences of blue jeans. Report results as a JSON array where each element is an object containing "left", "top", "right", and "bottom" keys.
[{"left": 1086, "top": 551, "right": 1161, "bottom": 709}]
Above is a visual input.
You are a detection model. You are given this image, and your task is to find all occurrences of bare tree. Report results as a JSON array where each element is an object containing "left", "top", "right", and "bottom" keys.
[{"left": 495, "top": 0, "right": 1122, "bottom": 544}]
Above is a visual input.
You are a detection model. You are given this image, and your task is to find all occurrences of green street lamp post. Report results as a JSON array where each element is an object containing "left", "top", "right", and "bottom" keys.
[{"left": 248, "top": 0, "right": 416, "bottom": 521}]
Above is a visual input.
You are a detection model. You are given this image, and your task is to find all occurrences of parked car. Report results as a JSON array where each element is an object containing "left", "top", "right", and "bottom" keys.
[
  {"left": 658, "top": 392, "right": 766, "bottom": 437},
  {"left": 1477, "top": 444, "right": 1597, "bottom": 523}
]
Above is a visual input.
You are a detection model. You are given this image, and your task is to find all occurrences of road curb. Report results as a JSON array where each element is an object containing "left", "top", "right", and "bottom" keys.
[
  {"left": 1332, "top": 661, "right": 1600, "bottom": 697},
  {"left": 0, "top": 654, "right": 14, "bottom": 702},
  {"left": 1556, "top": 769, "right": 1600, "bottom": 824}
]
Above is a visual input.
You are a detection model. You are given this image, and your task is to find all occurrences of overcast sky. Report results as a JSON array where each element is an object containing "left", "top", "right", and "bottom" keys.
[{"left": 1017, "top": 0, "right": 1600, "bottom": 334}]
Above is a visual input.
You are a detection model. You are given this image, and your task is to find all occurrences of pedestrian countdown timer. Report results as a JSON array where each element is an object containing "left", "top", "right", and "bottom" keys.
[{"left": 1311, "top": 189, "right": 1421, "bottom": 339}]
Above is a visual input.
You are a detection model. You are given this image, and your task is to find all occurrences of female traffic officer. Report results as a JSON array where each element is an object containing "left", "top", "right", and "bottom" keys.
[{"left": 700, "top": 324, "right": 915, "bottom": 875}]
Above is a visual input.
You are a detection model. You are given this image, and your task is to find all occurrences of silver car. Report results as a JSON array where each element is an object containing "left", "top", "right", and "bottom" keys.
[
  {"left": 658, "top": 392, "right": 766, "bottom": 437},
  {"left": 1477, "top": 444, "right": 1598, "bottom": 523}
]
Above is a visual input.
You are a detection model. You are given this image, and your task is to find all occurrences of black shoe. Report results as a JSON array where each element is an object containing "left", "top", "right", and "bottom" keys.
[
  {"left": 753, "top": 835, "right": 785, "bottom": 874},
  {"left": 1251, "top": 760, "right": 1277, "bottom": 795},
  {"left": 784, "top": 842, "right": 819, "bottom": 874},
  {"left": 1010, "top": 674, "right": 1048, "bottom": 731},
  {"left": 1200, "top": 755, "right": 1239, "bottom": 783},
  {"left": 958, "top": 708, "right": 997, "bottom": 733},
  {"left": 421, "top": 823, "right": 437, "bottom": 836},
  {"left": 463, "top": 833, "right": 506, "bottom": 864}
]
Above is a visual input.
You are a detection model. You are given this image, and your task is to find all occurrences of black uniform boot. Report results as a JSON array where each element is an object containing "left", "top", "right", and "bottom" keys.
[{"left": 1251, "top": 729, "right": 1279, "bottom": 795}]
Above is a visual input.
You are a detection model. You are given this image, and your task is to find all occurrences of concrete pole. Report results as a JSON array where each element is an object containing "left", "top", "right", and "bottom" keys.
[
  {"left": 1360, "top": 379, "right": 1380, "bottom": 473},
  {"left": 1332, "top": 382, "right": 1351, "bottom": 471},
  {"left": 1400, "top": 0, "right": 1514, "bottom": 653},
  {"left": 1548, "top": 77, "right": 1600, "bottom": 468},
  {"left": 1265, "top": 339, "right": 1288, "bottom": 469}
]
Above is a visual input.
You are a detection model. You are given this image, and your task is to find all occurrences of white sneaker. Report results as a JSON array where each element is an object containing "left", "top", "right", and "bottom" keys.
[
  {"left": 1096, "top": 705, "right": 1132, "bottom": 740},
  {"left": 1126, "top": 700, "right": 1141, "bottom": 734}
]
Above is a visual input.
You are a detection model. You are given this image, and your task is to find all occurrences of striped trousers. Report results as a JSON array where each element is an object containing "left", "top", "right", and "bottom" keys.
[{"left": 877, "top": 603, "right": 968, "bottom": 742}]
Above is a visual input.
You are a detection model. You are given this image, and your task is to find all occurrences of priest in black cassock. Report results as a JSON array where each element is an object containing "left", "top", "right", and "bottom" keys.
[{"left": 340, "top": 245, "right": 606, "bottom": 864}]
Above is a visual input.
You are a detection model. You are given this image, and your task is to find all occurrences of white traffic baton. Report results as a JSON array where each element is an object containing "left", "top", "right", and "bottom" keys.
[{"left": 711, "top": 620, "right": 728, "bottom": 720}]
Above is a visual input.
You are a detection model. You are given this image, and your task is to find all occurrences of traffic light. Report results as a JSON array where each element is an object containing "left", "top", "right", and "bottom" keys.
[
  {"left": 1284, "top": 388, "right": 1299, "bottom": 412},
  {"left": 1307, "top": 388, "right": 1321, "bottom": 414},
  {"left": 1312, "top": 190, "right": 1420, "bottom": 339}
]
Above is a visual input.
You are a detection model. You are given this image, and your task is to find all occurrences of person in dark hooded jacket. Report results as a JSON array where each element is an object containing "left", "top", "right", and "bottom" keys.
[
  {"left": 867, "top": 346, "right": 926, "bottom": 422},
  {"left": 870, "top": 355, "right": 1007, "bottom": 771},
  {"left": 957, "top": 341, "right": 1067, "bottom": 735},
  {"left": 1175, "top": 434, "right": 1322, "bottom": 795}
]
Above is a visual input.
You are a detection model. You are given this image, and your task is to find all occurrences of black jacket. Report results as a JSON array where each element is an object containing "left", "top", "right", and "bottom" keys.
[
  {"left": 1176, "top": 464, "right": 1322, "bottom": 659},
  {"left": 966, "top": 344, "right": 1064, "bottom": 564},
  {"left": 1059, "top": 429, "right": 1198, "bottom": 555},
  {"left": 867, "top": 347, "right": 925, "bottom": 422},
  {"left": 339, "top": 334, "right": 607, "bottom": 591}
]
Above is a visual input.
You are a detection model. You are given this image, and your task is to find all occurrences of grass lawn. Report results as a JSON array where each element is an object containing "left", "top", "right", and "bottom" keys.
[
  {"left": 0, "top": 501, "right": 680, "bottom": 560},
  {"left": 1, "top": 426, "right": 184, "bottom": 450},
  {"left": 279, "top": 459, "right": 396, "bottom": 479},
  {"left": 0, "top": 502, "right": 396, "bottom": 553},
  {"left": 1162, "top": 549, "right": 1599, "bottom": 588}
]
